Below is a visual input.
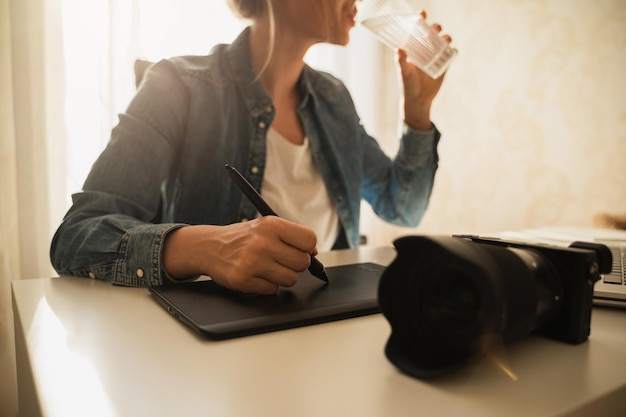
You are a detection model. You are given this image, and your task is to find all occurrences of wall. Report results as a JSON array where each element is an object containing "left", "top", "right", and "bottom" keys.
[
  {"left": 0, "top": 0, "right": 21, "bottom": 415},
  {"left": 360, "top": 0, "right": 626, "bottom": 246}
]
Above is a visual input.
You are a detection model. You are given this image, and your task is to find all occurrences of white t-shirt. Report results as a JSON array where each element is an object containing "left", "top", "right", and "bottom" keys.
[{"left": 262, "top": 128, "right": 340, "bottom": 252}]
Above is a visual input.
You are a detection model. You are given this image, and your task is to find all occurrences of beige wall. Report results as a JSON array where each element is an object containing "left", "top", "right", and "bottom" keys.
[{"left": 361, "top": 0, "right": 626, "bottom": 246}]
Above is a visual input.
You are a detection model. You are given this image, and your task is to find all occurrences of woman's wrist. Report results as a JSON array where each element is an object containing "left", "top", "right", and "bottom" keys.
[
  {"left": 404, "top": 106, "right": 432, "bottom": 131},
  {"left": 162, "top": 225, "right": 212, "bottom": 280}
]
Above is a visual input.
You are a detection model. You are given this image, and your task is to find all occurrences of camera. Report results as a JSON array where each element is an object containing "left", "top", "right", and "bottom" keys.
[{"left": 378, "top": 234, "right": 612, "bottom": 379}]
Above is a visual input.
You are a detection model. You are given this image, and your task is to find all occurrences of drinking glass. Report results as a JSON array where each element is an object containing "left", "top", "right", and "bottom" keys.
[{"left": 359, "top": 0, "right": 457, "bottom": 79}]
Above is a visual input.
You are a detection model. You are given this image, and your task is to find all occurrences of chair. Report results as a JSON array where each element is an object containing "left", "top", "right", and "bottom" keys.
[{"left": 134, "top": 59, "right": 154, "bottom": 88}]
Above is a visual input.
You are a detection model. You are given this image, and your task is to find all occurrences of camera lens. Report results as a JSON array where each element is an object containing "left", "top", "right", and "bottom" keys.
[
  {"left": 419, "top": 267, "right": 486, "bottom": 339},
  {"left": 506, "top": 247, "right": 562, "bottom": 331},
  {"left": 424, "top": 269, "right": 481, "bottom": 330},
  {"left": 379, "top": 236, "right": 563, "bottom": 378}
]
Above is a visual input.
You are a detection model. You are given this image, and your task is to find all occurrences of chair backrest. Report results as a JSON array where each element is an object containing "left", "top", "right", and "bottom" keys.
[{"left": 134, "top": 59, "right": 154, "bottom": 88}]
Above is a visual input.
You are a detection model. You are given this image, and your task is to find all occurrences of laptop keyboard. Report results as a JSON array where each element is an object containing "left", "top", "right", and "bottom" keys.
[{"left": 603, "top": 246, "right": 624, "bottom": 285}]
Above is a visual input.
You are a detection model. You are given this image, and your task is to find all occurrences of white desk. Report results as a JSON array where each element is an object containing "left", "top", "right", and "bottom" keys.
[{"left": 12, "top": 247, "right": 626, "bottom": 417}]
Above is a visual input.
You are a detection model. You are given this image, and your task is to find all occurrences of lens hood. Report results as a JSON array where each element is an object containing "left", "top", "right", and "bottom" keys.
[{"left": 379, "top": 235, "right": 563, "bottom": 378}]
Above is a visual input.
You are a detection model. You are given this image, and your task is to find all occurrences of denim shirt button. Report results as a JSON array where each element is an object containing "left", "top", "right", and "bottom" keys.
[
  {"left": 136, "top": 268, "right": 145, "bottom": 278},
  {"left": 240, "top": 218, "right": 248, "bottom": 222},
  {"left": 88, "top": 272, "right": 96, "bottom": 279},
  {"left": 265, "top": 106, "right": 272, "bottom": 113},
  {"left": 250, "top": 166, "right": 259, "bottom": 175},
  {"left": 258, "top": 121, "right": 266, "bottom": 129}
]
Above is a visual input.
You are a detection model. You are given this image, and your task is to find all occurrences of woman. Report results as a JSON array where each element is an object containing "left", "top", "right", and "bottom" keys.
[{"left": 50, "top": 0, "right": 453, "bottom": 294}]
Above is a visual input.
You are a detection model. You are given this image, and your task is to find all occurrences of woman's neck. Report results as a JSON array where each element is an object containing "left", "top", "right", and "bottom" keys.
[
  {"left": 248, "top": 19, "right": 316, "bottom": 145},
  {"left": 248, "top": 22, "right": 311, "bottom": 99}
]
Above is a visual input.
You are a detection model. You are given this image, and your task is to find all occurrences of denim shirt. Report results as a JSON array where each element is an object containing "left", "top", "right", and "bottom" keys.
[{"left": 50, "top": 28, "right": 440, "bottom": 287}]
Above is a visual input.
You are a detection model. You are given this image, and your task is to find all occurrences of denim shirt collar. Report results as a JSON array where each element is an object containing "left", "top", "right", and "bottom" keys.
[{"left": 226, "top": 27, "right": 273, "bottom": 120}]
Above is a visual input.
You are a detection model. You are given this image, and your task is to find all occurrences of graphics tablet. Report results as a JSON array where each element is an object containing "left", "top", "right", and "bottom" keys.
[{"left": 149, "top": 262, "right": 385, "bottom": 339}]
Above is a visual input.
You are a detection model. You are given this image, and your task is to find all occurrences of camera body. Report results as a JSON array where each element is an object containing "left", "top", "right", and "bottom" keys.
[
  {"left": 378, "top": 234, "right": 612, "bottom": 379},
  {"left": 453, "top": 235, "right": 610, "bottom": 344}
]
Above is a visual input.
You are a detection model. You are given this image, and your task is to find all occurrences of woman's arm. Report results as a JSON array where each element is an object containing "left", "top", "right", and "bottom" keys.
[{"left": 162, "top": 217, "right": 316, "bottom": 295}]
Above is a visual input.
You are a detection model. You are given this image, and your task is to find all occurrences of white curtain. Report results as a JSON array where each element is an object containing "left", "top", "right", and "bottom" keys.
[
  {"left": 1, "top": 0, "right": 66, "bottom": 415},
  {"left": 0, "top": 1, "right": 390, "bottom": 415}
]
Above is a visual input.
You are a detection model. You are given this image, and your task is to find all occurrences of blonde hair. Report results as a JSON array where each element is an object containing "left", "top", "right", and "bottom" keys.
[{"left": 227, "top": 0, "right": 267, "bottom": 20}]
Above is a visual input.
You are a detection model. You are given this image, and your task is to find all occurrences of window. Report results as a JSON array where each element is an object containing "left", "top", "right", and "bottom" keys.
[{"left": 61, "top": 0, "right": 247, "bottom": 198}]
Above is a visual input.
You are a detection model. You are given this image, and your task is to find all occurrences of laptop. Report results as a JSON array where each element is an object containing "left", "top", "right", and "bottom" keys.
[
  {"left": 496, "top": 226, "right": 626, "bottom": 308},
  {"left": 149, "top": 262, "right": 385, "bottom": 339}
]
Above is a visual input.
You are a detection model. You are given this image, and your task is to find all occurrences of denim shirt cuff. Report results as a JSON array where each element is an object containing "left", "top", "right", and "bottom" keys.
[
  {"left": 112, "top": 223, "right": 188, "bottom": 287},
  {"left": 399, "top": 122, "right": 441, "bottom": 166}
]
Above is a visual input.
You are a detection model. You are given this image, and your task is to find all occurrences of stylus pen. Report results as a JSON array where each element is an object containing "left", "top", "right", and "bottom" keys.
[{"left": 225, "top": 164, "right": 329, "bottom": 283}]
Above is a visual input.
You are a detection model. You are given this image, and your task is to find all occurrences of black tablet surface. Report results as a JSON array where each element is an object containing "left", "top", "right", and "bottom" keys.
[{"left": 149, "top": 262, "right": 385, "bottom": 339}]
